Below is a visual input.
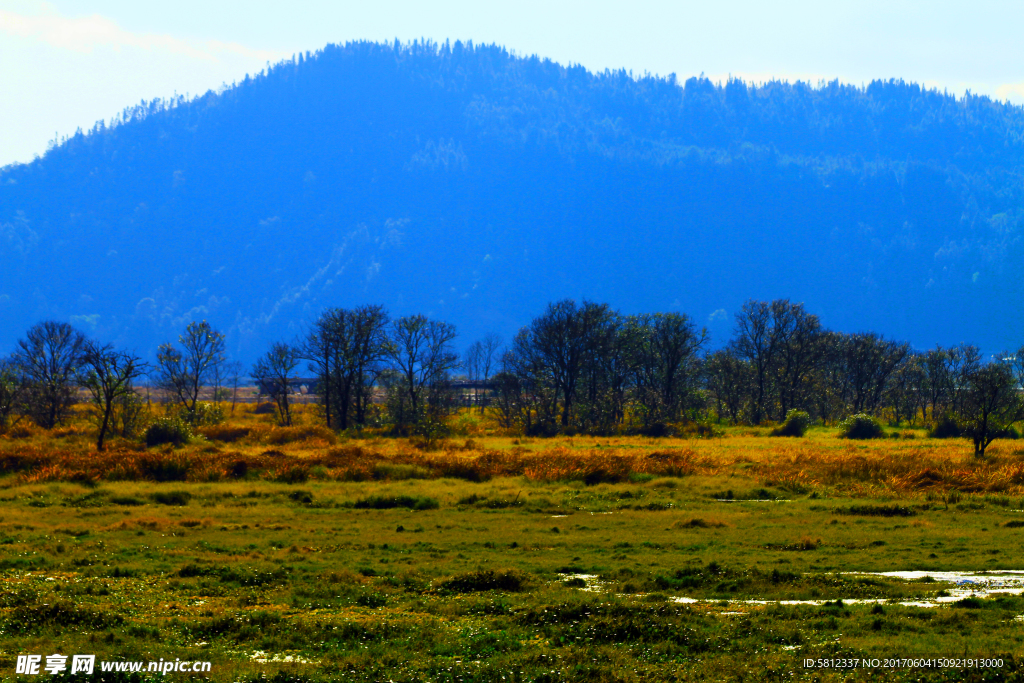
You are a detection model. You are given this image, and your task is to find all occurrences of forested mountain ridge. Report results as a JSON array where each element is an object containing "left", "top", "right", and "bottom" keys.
[{"left": 2, "top": 40, "right": 1023, "bottom": 361}]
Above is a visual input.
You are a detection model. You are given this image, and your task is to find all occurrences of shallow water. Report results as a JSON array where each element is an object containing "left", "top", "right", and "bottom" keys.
[
  {"left": 557, "top": 573, "right": 604, "bottom": 592},
  {"left": 668, "top": 571, "right": 1024, "bottom": 608}
]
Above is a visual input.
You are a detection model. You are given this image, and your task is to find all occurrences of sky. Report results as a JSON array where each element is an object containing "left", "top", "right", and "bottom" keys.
[{"left": 3, "top": 0, "right": 1023, "bottom": 168}]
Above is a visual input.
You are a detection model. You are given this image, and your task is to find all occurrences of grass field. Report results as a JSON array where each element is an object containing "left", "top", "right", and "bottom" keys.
[{"left": 1, "top": 405, "right": 1023, "bottom": 681}]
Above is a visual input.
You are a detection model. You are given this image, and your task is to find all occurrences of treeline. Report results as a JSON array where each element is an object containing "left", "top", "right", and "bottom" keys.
[
  {"left": 487, "top": 300, "right": 1024, "bottom": 457},
  {"left": 2, "top": 299, "right": 1023, "bottom": 456}
]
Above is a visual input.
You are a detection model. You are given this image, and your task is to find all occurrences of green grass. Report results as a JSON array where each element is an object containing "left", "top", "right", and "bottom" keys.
[{"left": 1, "top": 411, "right": 1023, "bottom": 680}]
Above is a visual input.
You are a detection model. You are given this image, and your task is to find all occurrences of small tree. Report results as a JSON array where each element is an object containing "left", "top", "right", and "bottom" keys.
[
  {"left": 251, "top": 343, "right": 300, "bottom": 426},
  {"left": 81, "top": 342, "right": 148, "bottom": 451},
  {"left": 156, "top": 320, "right": 226, "bottom": 420},
  {"left": 960, "top": 362, "right": 1022, "bottom": 457},
  {"left": 14, "top": 321, "right": 88, "bottom": 429}
]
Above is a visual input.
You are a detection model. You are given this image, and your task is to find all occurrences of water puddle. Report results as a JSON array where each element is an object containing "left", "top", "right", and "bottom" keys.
[
  {"left": 249, "top": 651, "right": 313, "bottom": 664},
  {"left": 669, "top": 571, "right": 1024, "bottom": 609},
  {"left": 557, "top": 573, "right": 604, "bottom": 592}
]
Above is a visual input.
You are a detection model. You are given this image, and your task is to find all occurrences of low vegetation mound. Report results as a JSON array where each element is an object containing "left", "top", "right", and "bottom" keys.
[
  {"left": 436, "top": 569, "right": 528, "bottom": 593},
  {"left": 840, "top": 414, "right": 885, "bottom": 439},
  {"left": 144, "top": 417, "right": 193, "bottom": 447},
  {"left": 770, "top": 410, "right": 810, "bottom": 437}
]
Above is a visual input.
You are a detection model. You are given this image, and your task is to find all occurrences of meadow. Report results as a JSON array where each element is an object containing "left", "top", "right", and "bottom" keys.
[{"left": 1, "top": 404, "right": 1023, "bottom": 681}]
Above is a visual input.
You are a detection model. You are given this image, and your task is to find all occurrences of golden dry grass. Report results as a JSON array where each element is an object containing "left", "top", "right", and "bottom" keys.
[{"left": 2, "top": 405, "right": 1023, "bottom": 497}]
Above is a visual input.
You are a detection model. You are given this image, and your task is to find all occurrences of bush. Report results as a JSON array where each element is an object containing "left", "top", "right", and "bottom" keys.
[
  {"left": 145, "top": 417, "right": 193, "bottom": 447},
  {"left": 999, "top": 425, "right": 1021, "bottom": 440},
  {"left": 179, "top": 401, "right": 224, "bottom": 426},
  {"left": 150, "top": 490, "right": 192, "bottom": 506},
  {"left": 840, "top": 413, "right": 885, "bottom": 439},
  {"left": 929, "top": 416, "right": 962, "bottom": 438},
  {"left": 771, "top": 409, "right": 811, "bottom": 437},
  {"left": 643, "top": 422, "right": 674, "bottom": 437},
  {"left": 437, "top": 569, "right": 527, "bottom": 593}
]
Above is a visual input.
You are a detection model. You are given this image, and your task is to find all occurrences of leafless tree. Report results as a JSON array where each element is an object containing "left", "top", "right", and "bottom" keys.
[
  {"left": 13, "top": 321, "right": 88, "bottom": 429},
  {"left": 523, "top": 300, "right": 613, "bottom": 427},
  {"left": 251, "top": 343, "right": 300, "bottom": 426},
  {"left": 300, "top": 305, "right": 390, "bottom": 430},
  {"left": 386, "top": 314, "right": 459, "bottom": 424},
  {"left": 730, "top": 300, "right": 784, "bottom": 424},
  {"left": 840, "top": 332, "right": 910, "bottom": 415},
  {"left": 156, "top": 320, "right": 226, "bottom": 417},
  {"left": 81, "top": 342, "right": 148, "bottom": 450}
]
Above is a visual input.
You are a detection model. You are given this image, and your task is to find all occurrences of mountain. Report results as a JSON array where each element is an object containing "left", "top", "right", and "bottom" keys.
[{"left": 2, "top": 40, "right": 1023, "bottom": 363}]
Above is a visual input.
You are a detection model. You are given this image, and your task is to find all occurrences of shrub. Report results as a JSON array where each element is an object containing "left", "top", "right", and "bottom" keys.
[
  {"left": 643, "top": 422, "right": 673, "bottom": 438},
  {"left": 997, "top": 425, "right": 1021, "bottom": 440},
  {"left": 145, "top": 417, "right": 193, "bottom": 447},
  {"left": 179, "top": 401, "right": 224, "bottom": 426},
  {"left": 771, "top": 409, "right": 811, "bottom": 437},
  {"left": 929, "top": 416, "right": 962, "bottom": 438},
  {"left": 437, "top": 569, "right": 527, "bottom": 593},
  {"left": 150, "top": 490, "right": 192, "bottom": 506},
  {"left": 840, "top": 413, "right": 885, "bottom": 439}
]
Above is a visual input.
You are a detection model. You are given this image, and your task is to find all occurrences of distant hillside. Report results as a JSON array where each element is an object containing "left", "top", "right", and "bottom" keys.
[{"left": 2, "top": 40, "right": 1023, "bottom": 362}]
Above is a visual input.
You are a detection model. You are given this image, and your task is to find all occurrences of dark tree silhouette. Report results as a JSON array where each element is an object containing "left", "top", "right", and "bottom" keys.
[{"left": 13, "top": 321, "right": 87, "bottom": 429}]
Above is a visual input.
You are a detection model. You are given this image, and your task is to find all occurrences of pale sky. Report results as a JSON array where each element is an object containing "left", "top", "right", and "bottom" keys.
[{"left": 3, "top": 0, "right": 1024, "bottom": 168}]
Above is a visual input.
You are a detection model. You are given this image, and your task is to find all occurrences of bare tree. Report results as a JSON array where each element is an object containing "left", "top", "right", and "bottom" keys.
[
  {"left": 841, "top": 332, "right": 911, "bottom": 415},
  {"left": 251, "top": 343, "right": 300, "bottom": 426},
  {"left": 156, "top": 320, "right": 226, "bottom": 417},
  {"left": 771, "top": 303, "right": 824, "bottom": 418},
  {"left": 523, "top": 300, "right": 613, "bottom": 428},
  {"left": 300, "top": 312, "right": 339, "bottom": 429},
  {"left": 386, "top": 314, "right": 460, "bottom": 424},
  {"left": 300, "top": 305, "right": 390, "bottom": 430},
  {"left": 14, "top": 321, "right": 88, "bottom": 429},
  {"left": 730, "top": 301, "right": 783, "bottom": 424},
  {"left": 81, "top": 342, "right": 148, "bottom": 450}
]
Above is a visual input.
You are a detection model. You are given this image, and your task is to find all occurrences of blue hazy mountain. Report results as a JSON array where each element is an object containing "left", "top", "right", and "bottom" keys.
[{"left": 2, "top": 40, "right": 1023, "bottom": 362}]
